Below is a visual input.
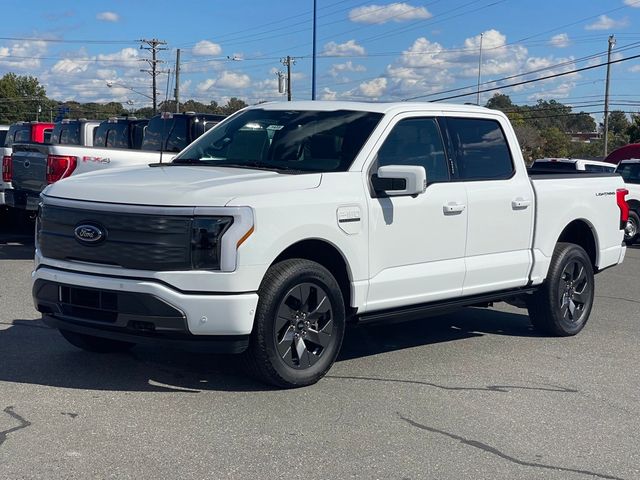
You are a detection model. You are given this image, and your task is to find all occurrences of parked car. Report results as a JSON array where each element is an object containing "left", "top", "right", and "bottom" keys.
[
  {"left": 5, "top": 112, "right": 225, "bottom": 211},
  {"left": 93, "top": 117, "right": 148, "bottom": 149},
  {"left": 530, "top": 157, "right": 616, "bottom": 173},
  {"left": 1, "top": 121, "right": 54, "bottom": 206},
  {"left": 32, "top": 101, "right": 627, "bottom": 387},
  {"left": 605, "top": 143, "right": 640, "bottom": 165},
  {"left": 615, "top": 159, "right": 640, "bottom": 244}
]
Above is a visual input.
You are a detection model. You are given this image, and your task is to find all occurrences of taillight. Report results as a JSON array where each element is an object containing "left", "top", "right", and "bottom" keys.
[
  {"left": 616, "top": 188, "right": 629, "bottom": 230},
  {"left": 2, "top": 155, "right": 11, "bottom": 183},
  {"left": 46, "top": 155, "right": 77, "bottom": 184}
]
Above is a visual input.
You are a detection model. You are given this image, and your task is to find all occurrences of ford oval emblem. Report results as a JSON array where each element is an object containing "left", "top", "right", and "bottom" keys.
[
  {"left": 23, "top": 160, "right": 30, "bottom": 168},
  {"left": 74, "top": 224, "right": 105, "bottom": 244}
]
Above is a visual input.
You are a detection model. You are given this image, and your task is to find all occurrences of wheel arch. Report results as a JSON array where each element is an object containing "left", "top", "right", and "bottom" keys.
[
  {"left": 270, "top": 238, "right": 355, "bottom": 315},
  {"left": 556, "top": 219, "right": 598, "bottom": 269}
]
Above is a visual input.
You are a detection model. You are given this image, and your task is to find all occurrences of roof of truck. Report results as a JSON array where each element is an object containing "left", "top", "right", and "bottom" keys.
[{"left": 250, "top": 100, "right": 496, "bottom": 116}]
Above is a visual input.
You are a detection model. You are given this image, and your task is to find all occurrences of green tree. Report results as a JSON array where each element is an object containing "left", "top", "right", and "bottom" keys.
[
  {"left": 541, "top": 127, "right": 570, "bottom": 158},
  {"left": 485, "top": 93, "right": 513, "bottom": 111},
  {"left": 607, "top": 110, "right": 630, "bottom": 135},
  {"left": 628, "top": 114, "right": 640, "bottom": 143},
  {"left": 220, "top": 97, "right": 248, "bottom": 115},
  {"left": 0, "top": 73, "right": 49, "bottom": 123}
]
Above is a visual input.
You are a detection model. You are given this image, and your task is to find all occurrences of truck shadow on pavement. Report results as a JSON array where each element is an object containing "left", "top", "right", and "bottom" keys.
[
  {"left": 0, "top": 238, "right": 35, "bottom": 260},
  {"left": 0, "top": 307, "right": 537, "bottom": 393}
]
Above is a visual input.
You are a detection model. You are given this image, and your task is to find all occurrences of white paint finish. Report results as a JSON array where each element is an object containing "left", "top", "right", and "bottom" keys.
[
  {"left": 366, "top": 182, "right": 468, "bottom": 311},
  {"left": 33, "top": 101, "right": 628, "bottom": 335},
  {"left": 33, "top": 267, "right": 259, "bottom": 335},
  {"left": 337, "top": 205, "right": 362, "bottom": 235}
]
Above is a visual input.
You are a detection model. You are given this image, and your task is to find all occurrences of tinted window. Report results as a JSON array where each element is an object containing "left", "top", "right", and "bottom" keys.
[
  {"left": 584, "top": 164, "right": 614, "bottom": 173},
  {"left": 13, "top": 127, "right": 31, "bottom": 143},
  {"left": 175, "top": 109, "right": 383, "bottom": 173},
  {"left": 447, "top": 118, "right": 513, "bottom": 180},
  {"left": 531, "top": 160, "right": 575, "bottom": 171},
  {"left": 0, "top": 130, "right": 7, "bottom": 146},
  {"left": 617, "top": 163, "right": 640, "bottom": 184},
  {"left": 51, "top": 122, "right": 81, "bottom": 145},
  {"left": 142, "top": 116, "right": 187, "bottom": 152},
  {"left": 95, "top": 122, "right": 132, "bottom": 149},
  {"left": 376, "top": 118, "right": 449, "bottom": 183}
]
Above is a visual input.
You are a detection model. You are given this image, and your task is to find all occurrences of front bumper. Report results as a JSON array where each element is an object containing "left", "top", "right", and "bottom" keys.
[{"left": 33, "top": 267, "right": 259, "bottom": 349}]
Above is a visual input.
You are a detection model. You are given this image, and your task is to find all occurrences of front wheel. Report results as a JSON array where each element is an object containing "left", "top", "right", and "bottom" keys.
[
  {"left": 59, "top": 329, "right": 135, "bottom": 353},
  {"left": 244, "top": 259, "right": 346, "bottom": 388},
  {"left": 527, "top": 242, "right": 594, "bottom": 336},
  {"left": 624, "top": 211, "right": 639, "bottom": 245}
]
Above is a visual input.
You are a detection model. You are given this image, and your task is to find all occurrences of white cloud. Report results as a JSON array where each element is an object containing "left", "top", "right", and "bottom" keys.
[
  {"left": 550, "top": 33, "right": 570, "bottom": 48},
  {"left": 359, "top": 77, "right": 387, "bottom": 98},
  {"left": 192, "top": 40, "right": 222, "bottom": 56},
  {"left": 96, "top": 12, "right": 119, "bottom": 22},
  {"left": 329, "top": 61, "right": 366, "bottom": 78},
  {"left": 217, "top": 71, "right": 251, "bottom": 88},
  {"left": 323, "top": 39, "right": 365, "bottom": 57},
  {"left": 321, "top": 88, "right": 338, "bottom": 101},
  {"left": 629, "top": 64, "right": 640, "bottom": 72},
  {"left": 196, "top": 71, "right": 251, "bottom": 93},
  {"left": 624, "top": 0, "right": 640, "bottom": 7},
  {"left": 349, "top": 3, "right": 431, "bottom": 24},
  {"left": 52, "top": 58, "right": 88, "bottom": 75},
  {"left": 585, "top": 15, "right": 629, "bottom": 30},
  {"left": 0, "top": 39, "right": 47, "bottom": 70}
]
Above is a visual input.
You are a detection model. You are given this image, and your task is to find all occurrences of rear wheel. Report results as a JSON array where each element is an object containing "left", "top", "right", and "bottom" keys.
[
  {"left": 624, "top": 210, "right": 639, "bottom": 245},
  {"left": 59, "top": 329, "right": 135, "bottom": 353},
  {"left": 527, "top": 242, "right": 594, "bottom": 336},
  {"left": 244, "top": 259, "right": 345, "bottom": 388}
]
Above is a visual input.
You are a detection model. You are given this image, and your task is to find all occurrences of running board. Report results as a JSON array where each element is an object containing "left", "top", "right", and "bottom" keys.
[{"left": 357, "top": 287, "right": 537, "bottom": 325}]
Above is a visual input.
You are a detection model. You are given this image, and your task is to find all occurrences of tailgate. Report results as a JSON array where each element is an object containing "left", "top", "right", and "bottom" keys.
[{"left": 11, "top": 146, "right": 48, "bottom": 194}]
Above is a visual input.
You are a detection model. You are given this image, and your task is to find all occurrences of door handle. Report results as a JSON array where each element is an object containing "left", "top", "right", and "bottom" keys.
[
  {"left": 443, "top": 202, "right": 466, "bottom": 215},
  {"left": 512, "top": 198, "right": 532, "bottom": 210}
]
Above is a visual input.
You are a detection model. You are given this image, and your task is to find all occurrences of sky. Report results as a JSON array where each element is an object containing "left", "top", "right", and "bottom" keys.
[{"left": 1, "top": 0, "right": 640, "bottom": 119}]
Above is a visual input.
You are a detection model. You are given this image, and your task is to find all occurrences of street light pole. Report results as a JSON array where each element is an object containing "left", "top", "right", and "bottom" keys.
[{"left": 603, "top": 34, "right": 616, "bottom": 157}]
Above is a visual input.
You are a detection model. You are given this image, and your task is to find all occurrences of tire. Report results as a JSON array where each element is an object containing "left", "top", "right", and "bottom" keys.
[
  {"left": 244, "top": 259, "right": 346, "bottom": 388},
  {"left": 59, "top": 329, "right": 135, "bottom": 353},
  {"left": 527, "top": 242, "right": 594, "bottom": 336},
  {"left": 624, "top": 210, "right": 639, "bottom": 245}
]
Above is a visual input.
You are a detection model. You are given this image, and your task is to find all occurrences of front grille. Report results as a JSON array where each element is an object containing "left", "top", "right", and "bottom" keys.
[
  {"left": 39, "top": 204, "right": 192, "bottom": 270},
  {"left": 34, "top": 280, "right": 187, "bottom": 332}
]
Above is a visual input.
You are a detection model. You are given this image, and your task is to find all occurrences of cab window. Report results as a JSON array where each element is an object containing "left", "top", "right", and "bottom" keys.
[{"left": 375, "top": 117, "right": 449, "bottom": 183}]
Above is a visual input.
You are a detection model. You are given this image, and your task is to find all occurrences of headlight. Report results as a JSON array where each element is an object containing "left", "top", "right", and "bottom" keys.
[{"left": 190, "top": 217, "right": 233, "bottom": 270}]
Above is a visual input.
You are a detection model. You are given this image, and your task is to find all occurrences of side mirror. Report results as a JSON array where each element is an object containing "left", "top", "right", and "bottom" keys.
[{"left": 375, "top": 165, "right": 427, "bottom": 196}]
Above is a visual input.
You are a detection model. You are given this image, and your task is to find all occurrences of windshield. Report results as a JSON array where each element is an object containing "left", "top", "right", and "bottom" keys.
[
  {"left": 617, "top": 162, "right": 640, "bottom": 184},
  {"left": 174, "top": 109, "right": 383, "bottom": 173}
]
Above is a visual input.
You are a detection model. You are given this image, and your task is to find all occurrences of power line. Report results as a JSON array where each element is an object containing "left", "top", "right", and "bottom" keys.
[
  {"left": 139, "top": 38, "right": 168, "bottom": 114},
  {"left": 415, "top": 52, "right": 640, "bottom": 102}
]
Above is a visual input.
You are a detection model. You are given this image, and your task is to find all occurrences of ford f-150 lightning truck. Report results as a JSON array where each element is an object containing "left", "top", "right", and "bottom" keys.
[{"left": 32, "top": 101, "right": 629, "bottom": 388}]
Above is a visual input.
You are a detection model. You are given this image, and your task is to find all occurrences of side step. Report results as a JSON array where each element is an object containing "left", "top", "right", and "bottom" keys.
[{"left": 357, "top": 287, "right": 537, "bottom": 325}]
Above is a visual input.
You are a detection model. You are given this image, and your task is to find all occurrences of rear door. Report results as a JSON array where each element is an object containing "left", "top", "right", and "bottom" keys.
[{"left": 443, "top": 115, "right": 534, "bottom": 296}]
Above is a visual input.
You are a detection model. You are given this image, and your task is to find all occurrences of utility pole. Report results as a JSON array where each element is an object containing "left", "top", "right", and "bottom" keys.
[
  {"left": 174, "top": 48, "right": 181, "bottom": 113},
  {"left": 281, "top": 56, "right": 297, "bottom": 101},
  {"left": 312, "top": 0, "right": 317, "bottom": 100},
  {"left": 476, "top": 32, "right": 484, "bottom": 106},
  {"left": 276, "top": 71, "right": 286, "bottom": 96},
  {"left": 139, "top": 38, "right": 168, "bottom": 114},
  {"left": 603, "top": 34, "right": 616, "bottom": 157}
]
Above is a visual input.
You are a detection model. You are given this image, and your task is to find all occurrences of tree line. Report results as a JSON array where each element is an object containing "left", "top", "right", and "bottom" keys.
[
  {"left": 485, "top": 93, "right": 640, "bottom": 161},
  {"left": 0, "top": 73, "right": 248, "bottom": 124}
]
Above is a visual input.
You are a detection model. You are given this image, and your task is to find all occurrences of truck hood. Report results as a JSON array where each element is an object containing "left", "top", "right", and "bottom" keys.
[{"left": 43, "top": 164, "right": 322, "bottom": 206}]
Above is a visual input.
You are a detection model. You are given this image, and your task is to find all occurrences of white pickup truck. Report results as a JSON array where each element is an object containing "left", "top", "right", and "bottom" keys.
[
  {"left": 32, "top": 101, "right": 628, "bottom": 388},
  {"left": 6, "top": 113, "right": 224, "bottom": 211}
]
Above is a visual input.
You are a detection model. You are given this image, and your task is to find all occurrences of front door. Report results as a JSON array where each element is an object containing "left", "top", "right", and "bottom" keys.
[{"left": 365, "top": 115, "right": 468, "bottom": 313}]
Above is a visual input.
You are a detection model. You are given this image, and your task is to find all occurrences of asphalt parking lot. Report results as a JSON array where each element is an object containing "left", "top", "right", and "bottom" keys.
[{"left": 1, "top": 215, "right": 639, "bottom": 480}]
